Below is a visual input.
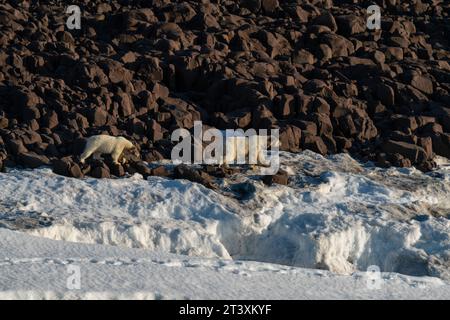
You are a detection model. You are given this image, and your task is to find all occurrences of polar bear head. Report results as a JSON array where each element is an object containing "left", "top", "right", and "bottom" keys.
[
  {"left": 118, "top": 137, "right": 140, "bottom": 159},
  {"left": 118, "top": 136, "right": 134, "bottom": 149}
]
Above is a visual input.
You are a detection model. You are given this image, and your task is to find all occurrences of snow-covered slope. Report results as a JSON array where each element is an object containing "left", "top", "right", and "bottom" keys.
[
  {"left": 0, "top": 228, "right": 449, "bottom": 300},
  {"left": 0, "top": 151, "right": 449, "bottom": 299}
]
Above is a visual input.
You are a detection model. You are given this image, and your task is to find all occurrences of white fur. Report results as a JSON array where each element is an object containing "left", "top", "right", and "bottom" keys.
[
  {"left": 80, "top": 135, "right": 134, "bottom": 165},
  {"left": 222, "top": 133, "right": 273, "bottom": 167}
]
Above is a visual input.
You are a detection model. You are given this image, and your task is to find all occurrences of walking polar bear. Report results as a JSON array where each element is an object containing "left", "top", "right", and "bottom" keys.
[
  {"left": 220, "top": 132, "right": 278, "bottom": 168},
  {"left": 80, "top": 135, "right": 137, "bottom": 165}
]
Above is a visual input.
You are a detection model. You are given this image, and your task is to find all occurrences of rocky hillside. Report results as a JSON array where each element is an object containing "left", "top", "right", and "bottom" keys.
[{"left": 0, "top": 0, "right": 449, "bottom": 179}]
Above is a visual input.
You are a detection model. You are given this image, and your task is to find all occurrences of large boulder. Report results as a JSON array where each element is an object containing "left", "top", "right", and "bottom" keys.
[
  {"left": 17, "top": 152, "right": 50, "bottom": 168},
  {"left": 381, "top": 140, "right": 429, "bottom": 163}
]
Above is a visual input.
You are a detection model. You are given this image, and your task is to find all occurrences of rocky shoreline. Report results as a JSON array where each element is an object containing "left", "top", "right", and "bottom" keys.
[{"left": 0, "top": 0, "right": 449, "bottom": 181}]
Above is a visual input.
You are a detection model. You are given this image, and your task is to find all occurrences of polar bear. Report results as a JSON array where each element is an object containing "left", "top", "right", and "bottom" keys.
[
  {"left": 79, "top": 135, "right": 137, "bottom": 165},
  {"left": 220, "top": 132, "right": 277, "bottom": 168}
]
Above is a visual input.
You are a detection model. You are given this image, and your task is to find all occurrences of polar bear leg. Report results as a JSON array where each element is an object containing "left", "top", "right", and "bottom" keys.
[
  {"left": 223, "top": 137, "right": 237, "bottom": 168},
  {"left": 111, "top": 147, "right": 124, "bottom": 165},
  {"left": 258, "top": 150, "right": 271, "bottom": 167},
  {"left": 80, "top": 148, "right": 95, "bottom": 164}
]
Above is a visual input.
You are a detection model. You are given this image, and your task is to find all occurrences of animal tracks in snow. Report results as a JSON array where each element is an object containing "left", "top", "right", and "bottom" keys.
[{"left": 0, "top": 255, "right": 296, "bottom": 276}]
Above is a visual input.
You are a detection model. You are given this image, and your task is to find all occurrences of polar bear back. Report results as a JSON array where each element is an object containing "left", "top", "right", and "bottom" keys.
[{"left": 220, "top": 131, "right": 270, "bottom": 165}]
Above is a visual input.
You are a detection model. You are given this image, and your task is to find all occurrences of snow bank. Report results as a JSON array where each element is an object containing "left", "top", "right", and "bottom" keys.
[
  {"left": 0, "top": 151, "right": 449, "bottom": 281},
  {"left": 0, "top": 228, "right": 449, "bottom": 300}
]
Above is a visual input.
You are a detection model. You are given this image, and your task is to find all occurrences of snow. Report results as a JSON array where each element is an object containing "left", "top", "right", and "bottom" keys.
[
  {"left": 0, "top": 228, "right": 449, "bottom": 300},
  {"left": 0, "top": 150, "right": 449, "bottom": 299}
]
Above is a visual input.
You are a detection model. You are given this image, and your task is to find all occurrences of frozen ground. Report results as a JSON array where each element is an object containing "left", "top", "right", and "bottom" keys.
[
  {"left": 1, "top": 228, "right": 449, "bottom": 300},
  {"left": 0, "top": 151, "right": 449, "bottom": 299}
]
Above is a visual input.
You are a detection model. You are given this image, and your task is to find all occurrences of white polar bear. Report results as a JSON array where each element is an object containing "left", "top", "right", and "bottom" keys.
[
  {"left": 220, "top": 132, "right": 276, "bottom": 168},
  {"left": 79, "top": 135, "right": 136, "bottom": 165}
]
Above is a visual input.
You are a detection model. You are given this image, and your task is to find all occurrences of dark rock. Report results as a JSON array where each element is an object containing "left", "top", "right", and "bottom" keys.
[
  {"left": 293, "top": 49, "right": 315, "bottom": 65},
  {"left": 240, "top": 0, "right": 261, "bottom": 11},
  {"left": 418, "top": 137, "right": 433, "bottom": 159},
  {"left": 22, "top": 106, "right": 40, "bottom": 121},
  {"left": 274, "top": 94, "right": 295, "bottom": 118},
  {"left": 152, "top": 165, "right": 170, "bottom": 177},
  {"left": 376, "top": 83, "right": 395, "bottom": 107},
  {"left": 131, "top": 161, "right": 153, "bottom": 178},
  {"left": 17, "top": 152, "right": 50, "bottom": 168},
  {"left": 110, "top": 163, "right": 125, "bottom": 177},
  {"left": 262, "top": 0, "right": 279, "bottom": 13},
  {"left": 335, "top": 136, "right": 352, "bottom": 151},
  {"left": 383, "top": 47, "right": 404, "bottom": 61},
  {"left": 314, "top": 13, "right": 337, "bottom": 32},
  {"left": 430, "top": 105, "right": 450, "bottom": 132},
  {"left": 88, "top": 108, "right": 108, "bottom": 126},
  {"left": 382, "top": 140, "right": 428, "bottom": 163},
  {"left": 148, "top": 119, "right": 164, "bottom": 142},
  {"left": 116, "top": 91, "right": 135, "bottom": 117},
  {"left": 410, "top": 75, "right": 433, "bottom": 95},
  {"left": 321, "top": 33, "right": 355, "bottom": 58},
  {"left": 174, "top": 164, "right": 216, "bottom": 189},
  {"left": 262, "top": 170, "right": 289, "bottom": 186},
  {"left": 143, "top": 149, "right": 164, "bottom": 162},
  {"left": 99, "top": 60, "right": 133, "bottom": 84},
  {"left": 431, "top": 133, "right": 450, "bottom": 159},
  {"left": 302, "top": 134, "right": 328, "bottom": 155},
  {"left": 41, "top": 110, "right": 59, "bottom": 129},
  {"left": 279, "top": 125, "right": 301, "bottom": 152},
  {"left": 90, "top": 166, "right": 110, "bottom": 179},
  {"left": 5, "top": 138, "right": 28, "bottom": 155},
  {"left": 336, "top": 15, "right": 366, "bottom": 35}
]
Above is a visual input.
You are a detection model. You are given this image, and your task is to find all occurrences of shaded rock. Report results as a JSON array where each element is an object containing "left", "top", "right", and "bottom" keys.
[
  {"left": 314, "top": 13, "right": 337, "bottom": 32},
  {"left": 130, "top": 161, "right": 153, "bottom": 178},
  {"left": 174, "top": 164, "right": 216, "bottom": 189},
  {"left": 110, "top": 163, "right": 125, "bottom": 177},
  {"left": 279, "top": 125, "right": 301, "bottom": 152},
  {"left": 431, "top": 133, "right": 450, "bottom": 159},
  {"left": 148, "top": 119, "right": 163, "bottom": 142},
  {"left": 152, "top": 165, "right": 170, "bottom": 177},
  {"left": 321, "top": 33, "right": 355, "bottom": 57},
  {"left": 336, "top": 15, "right": 366, "bottom": 35},
  {"left": 90, "top": 166, "right": 110, "bottom": 179},
  {"left": 88, "top": 108, "right": 108, "bottom": 126},
  {"left": 5, "top": 138, "right": 27, "bottom": 155},
  {"left": 382, "top": 140, "right": 428, "bottom": 163},
  {"left": 262, "top": 169, "right": 289, "bottom": 186},
  {"left": 376, "top": 83, "right": 395, "bottom": 107},
  {"left": 302, "top": 134, "right": 328, "bottom": 155},
  {"left": 239, "top": 0, "right": 262, "bottom": 12},
  {"left": 262, "top": 0, "right": 279, "bottom": 13},
  {"left": 143, "top": 149, "right": 165, "bottom": 162},
  {"left": 17, "top": 152, "right": 49, "bottom": 168},
  {"left": 52, "top": 158, "right": 83, "bottom": 178},
  {"left": 99, "top": 60, "right": 133, "bottom": 84}
]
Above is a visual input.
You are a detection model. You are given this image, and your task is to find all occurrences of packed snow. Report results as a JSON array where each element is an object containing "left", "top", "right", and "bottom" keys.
[
  {"left": 1, "top": 228, "right": 449, "bottom": 300},
  {"left": 0, "top": 151, "right": 449, "bottom": 299}
]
